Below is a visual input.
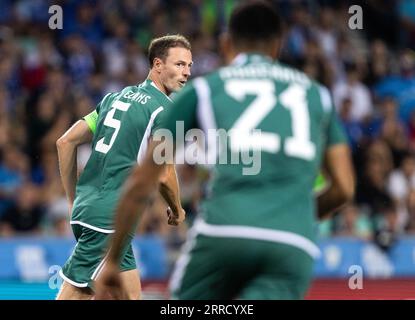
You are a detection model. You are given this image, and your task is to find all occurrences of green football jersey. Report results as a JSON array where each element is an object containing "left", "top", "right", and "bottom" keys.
[
  {"left": 71, "top": 79, "right": 172, "bottom": 231},
  {"left": 162, "top": 53, "right": 347, "bottom": 247}
]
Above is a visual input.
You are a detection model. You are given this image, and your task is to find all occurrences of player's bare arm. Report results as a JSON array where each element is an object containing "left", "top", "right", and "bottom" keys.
[
  {"left": 317, "top": 144, "right": 355, "bottom": 220},
  {"left": 159, "top": 163, "right": 186, "bottom": 226},
  {"left": 56, "top": 120, "right": 93, "bottom": 209}
]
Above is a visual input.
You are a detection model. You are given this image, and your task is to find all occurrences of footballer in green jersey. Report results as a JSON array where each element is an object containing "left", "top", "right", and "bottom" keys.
[
  {"left": 56, "top": 35, "right": 191, "bottom": 300},
  {"left": 95, "top": 1, "right": 355, "bottom": 300}
]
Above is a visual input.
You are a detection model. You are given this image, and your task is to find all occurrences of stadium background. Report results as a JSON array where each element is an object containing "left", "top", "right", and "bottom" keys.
[{"left": 1, "top": 0, "right": 415, "bottom": 299}]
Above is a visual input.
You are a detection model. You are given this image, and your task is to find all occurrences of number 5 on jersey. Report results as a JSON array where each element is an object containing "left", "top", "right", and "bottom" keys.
[
  {"left": 226, "top": 80, "right": 316, "bottom": 161},
  {"left": 95, "top": 100, "right": 131, "bottom": 154}
]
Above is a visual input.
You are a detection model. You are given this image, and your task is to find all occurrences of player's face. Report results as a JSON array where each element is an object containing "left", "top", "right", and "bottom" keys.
[{"left": 159, "top": 47, "right": 193, "bottom": 94}]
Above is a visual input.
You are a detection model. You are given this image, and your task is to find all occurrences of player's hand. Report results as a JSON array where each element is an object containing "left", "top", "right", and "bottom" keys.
[
  {"left": 94, "top": 260, "right": 123, "bottom": 300},
  {"left": 166, "top": 207, "right": 186, "bottom": 226}
]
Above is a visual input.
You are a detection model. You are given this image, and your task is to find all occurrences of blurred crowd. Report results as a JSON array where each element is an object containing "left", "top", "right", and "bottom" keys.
[{"left": 1, "top": 0, "right": 415, "bottom": 252}]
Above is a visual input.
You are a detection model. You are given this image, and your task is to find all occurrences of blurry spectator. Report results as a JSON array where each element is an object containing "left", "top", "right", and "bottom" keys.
[
  {"left": 0, "top": 86, "right": 12, "bottom": 146},
  {"left": 189, "top": 32, "right": 220, "bottom": 77},
  {"left": 149, "top": 8, "right": 170, "bottom": 39},
  {"left": 48, "top": 203, "right": 71, "bottom": 236},
  {"left": 38, "top": 32, "right": 64, "bottom": 69},
  {"left": 41, "top": 68, "right": 70, "bottom": 108},
  {"left": 0, "top": 182, "right": 44, "bottom": 236},
  {"left": 332, "top": 204, "right": 373, "bottom": 240},
  {"left": 300, "top": 38, "right": 332, "bottom": 86},
  {"left": 373, "top": 202, "right": 400, "bottom": 252},
  {"left": 0, "top": 0, "right": 14, "bottom": 24},
  {"left": 19, "top": 27, "right": 60, "bottom": 93},
  {"left": 119, "top": 0, "right": 163, "bottom": 48},
  {"left": 315, "top": 7, "right": 338, "bottom": 62},
  {"left": 408, "top": 109, "right": 415, "bottom": 151},
  {"left": 399, "top": 0, "right": 415, "bottom": 49},
  {"left": 0, "top": 33, "right": 20, "bottom": 105},
  {"left": 374, "top": 49, "right": 415, "bottom": 122},
  {"left": 405, "top": 189, "right": 415, "bottom": 234},
  {"left": 26, "top": 91, "right": 70, "bottom": 169},
  {"left": 85, "top": 72, "right": 105, "bottom": 105},
  {"left": 0, "top": 118, "right": 9, "bottom": 149},
  {"left": 380, "top": 117, "right": 409, "bottom": 168},
  {"left": 196, "top": 0, "right": 236, "bottom": 36},
  {"left": 44, "top": 183, "right": 71, "bottom": 237},
  {"left": 138, "top": 196, "right": 187, "bottom": 249},
  {"left": 15, "top": 0, "right": 50, "bottom": 23},
  {"left": 364, "top": 98, "right": 409, "bottom": 169},
  {"left": 366, "top": 139, "right": 394, "bottom": 174},
  {"left": 173, "top": 4, "right": 199, "bottom": 37},
  {"left": 333, "top": 62, "right": 373, "bottom": 123},
  {"left": 284, "top": 4, "right": 313, "bottom": 63},
  {"left": 102, "top": 19, "right": 148, "bottom": 90},
  {"left": 317, "top": 218, "right": 333, "bottom": 238},
  {"left": 36, "top": 148, "right": 70, "bottom": 237},
  {"left": 102, "top": 18, "right": 131, "bottom": 79},
  {"left": 62, "top": 34, "right": 95, "bottom": 87},
  {"left": 366, "top": 97, "right": 402, "bottom": 138},
  {"left": 61, "top": 0, "right": 104, "bottom": 50},
  {"left": 360, "top": 0, "right": 399, "bottom": 47},
  {"left": 364, "top": 39, "right": 393, "bottom": 87},
  {"left": 0, "top": 145, "right": 29, "bottom": 218},
  {"left": 356, "top": 140, "right": 393, "bottom": 216},
  {"left": 387, "top": 152, "right": 415, "bottom": 230},
  {"left": 334, "top": 31, "right": 364, "bottom": 85},
  {"left": 338, "top": 97, "right": 364, "bottom": 152},
  {"left": 125, "top": 39, "right": 148, "bottom": 85}
]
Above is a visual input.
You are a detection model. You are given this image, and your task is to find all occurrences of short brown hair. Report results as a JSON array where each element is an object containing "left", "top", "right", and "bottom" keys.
[{"left": 148, "top": 34, "right": 191, "bottom": 68}]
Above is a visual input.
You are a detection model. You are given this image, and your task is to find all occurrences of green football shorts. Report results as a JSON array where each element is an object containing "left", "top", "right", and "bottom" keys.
[
  {"left": 60, "top": 223, "right": 137, "bottom": 290},
  {"left": 170, "top": 233, "right": 314, "bottom": 300}
]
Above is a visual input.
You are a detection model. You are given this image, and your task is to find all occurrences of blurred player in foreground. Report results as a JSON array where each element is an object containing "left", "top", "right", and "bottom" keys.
[
  {"left": 95, "top": 1, "right": 354, "bottom": 300},
  {"left": 56, "top": 35, "right": 191, "bottom": 300}
]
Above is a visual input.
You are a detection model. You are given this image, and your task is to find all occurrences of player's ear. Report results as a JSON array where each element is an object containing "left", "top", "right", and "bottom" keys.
[
  {"left": 153, "top": 57, "right": 163, "bottom": 73},
  {"left": 219, "top": 32, "right": 235, "bottom": 64}
]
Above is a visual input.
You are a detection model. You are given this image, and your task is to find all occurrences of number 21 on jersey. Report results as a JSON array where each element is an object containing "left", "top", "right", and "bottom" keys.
[{"left": 225, "top": 80, "right": 316, "bottom": 161}]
